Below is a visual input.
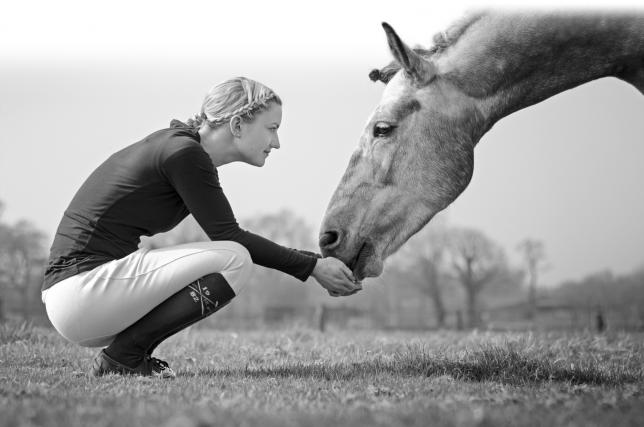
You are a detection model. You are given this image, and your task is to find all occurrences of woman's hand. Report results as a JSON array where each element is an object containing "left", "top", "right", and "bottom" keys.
[{"left": 311, "top": 257, "right": 362, "bottom": 297}]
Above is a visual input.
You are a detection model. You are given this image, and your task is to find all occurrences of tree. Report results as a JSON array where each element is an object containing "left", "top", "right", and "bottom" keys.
[
  {"left": 241, "top": 209, "right": 317, "bottom": 252},
  {"left": 390, "top": 215, "right": 449, "bottom": 327},
  {"left": 0, "top": 213, "right": 48, "bottom": 316},
  {"left": 447, "top": 227, "right": 506, "bottom": 328},
  {"left": 243, "top": 209, "right": 317, "bottom": 286},
  {"left": 516, "top": 238, "right": 546, "bottom": 319},
  {"left": 236, "top": 209, "right": 320, "bottom": 326}
]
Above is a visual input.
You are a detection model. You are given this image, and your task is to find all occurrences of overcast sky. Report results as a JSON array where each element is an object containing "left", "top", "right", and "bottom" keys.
[{"left": 1, "top": 0, "right": 643, "bottom": 286}]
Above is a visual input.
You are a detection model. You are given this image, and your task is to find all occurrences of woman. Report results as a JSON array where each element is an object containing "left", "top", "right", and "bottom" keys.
[{"left": 41, "top": 77, "right": 361, "bottom": 379}]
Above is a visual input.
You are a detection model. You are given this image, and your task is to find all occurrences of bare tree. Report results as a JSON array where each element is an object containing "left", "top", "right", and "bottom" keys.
[
  {"left": 0, "top": 217, "right": 48, "bottom": 316},
  {"left": 240, "top": 209, "right": 318, "bottom": 322},
  {"left": 241, "top": 209, "right": 317, "bottom": 252},
  {"left": 447, "top": 227, "right": 505, "bottom": 328},
  {"left": 390, "top": 216, "right": 449, "bottom": 327},
  {"left": 516, "top": 238, "right": 546, "bottom": 319},
  {"left": 240, "top": 209, "right": 317, "bottom": 290}
]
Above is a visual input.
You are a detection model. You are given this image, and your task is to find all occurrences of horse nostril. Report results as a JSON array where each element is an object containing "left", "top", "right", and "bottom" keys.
[{"left": 319, "top": 230, "right": 342, "bottom": 250}]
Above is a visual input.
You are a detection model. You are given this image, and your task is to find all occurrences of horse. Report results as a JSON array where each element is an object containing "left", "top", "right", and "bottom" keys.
[{"left": 319, "top": 10, "right": 644, "bottom": 280}]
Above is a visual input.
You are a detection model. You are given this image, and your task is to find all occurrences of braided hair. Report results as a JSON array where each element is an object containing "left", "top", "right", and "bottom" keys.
[{"left": 186, "top": 77, "right": 282, "bottom": 130}]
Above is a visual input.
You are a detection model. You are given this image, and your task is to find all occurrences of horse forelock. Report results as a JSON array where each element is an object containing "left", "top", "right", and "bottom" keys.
[{"left": 369, "top": 49, "right": 433, "bottom": 84}]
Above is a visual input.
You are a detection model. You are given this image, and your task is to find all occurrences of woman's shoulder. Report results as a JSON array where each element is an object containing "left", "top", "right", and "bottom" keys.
[
  {"left": 146, "top": 122, "right": 204, "bottom": 159},
  {"left": 158, "top": 120, "right": 200, "bottom": 142}
]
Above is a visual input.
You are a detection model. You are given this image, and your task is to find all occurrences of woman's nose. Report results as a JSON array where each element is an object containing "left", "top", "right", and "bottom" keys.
[{"left": 271, "top": 136, "right": 280, "bottom": 149}]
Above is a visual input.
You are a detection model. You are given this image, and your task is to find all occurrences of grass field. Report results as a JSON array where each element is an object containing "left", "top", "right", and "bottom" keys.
[{"left": 1, "top": 321, "right": 643, "bottom": 427}]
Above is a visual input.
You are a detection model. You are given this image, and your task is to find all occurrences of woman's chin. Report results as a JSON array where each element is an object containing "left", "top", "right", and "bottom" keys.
[
  {"left": 242, "top": 157, "right": 266, "bottom": 167},
  {"left": 255, "top": 153, "right": 269, "bottom": 166}
]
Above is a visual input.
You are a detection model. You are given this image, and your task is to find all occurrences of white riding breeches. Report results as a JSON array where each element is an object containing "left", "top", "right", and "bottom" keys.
[{"left": 41, "top": 241, "right": 253, "bottom": 347}]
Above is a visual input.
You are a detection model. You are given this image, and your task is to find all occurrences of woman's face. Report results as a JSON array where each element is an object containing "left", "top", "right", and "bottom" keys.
[{"left": 237, "top": 102, "right": 282, "bottom": 167}]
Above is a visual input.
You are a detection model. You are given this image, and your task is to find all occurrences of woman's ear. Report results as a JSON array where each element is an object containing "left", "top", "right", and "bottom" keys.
[{"left": 229, "top": 115, "right": 242, "bottom": 138}]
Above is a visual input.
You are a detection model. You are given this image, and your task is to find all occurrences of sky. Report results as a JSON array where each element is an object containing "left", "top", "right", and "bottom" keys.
[{"left": 1, "top": 0, "right": 643, "bottom": 287}]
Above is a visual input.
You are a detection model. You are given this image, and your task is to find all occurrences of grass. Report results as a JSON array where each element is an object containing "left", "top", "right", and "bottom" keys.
[{"left": 1, "top": 320, "right": 643, "bottom": 426}]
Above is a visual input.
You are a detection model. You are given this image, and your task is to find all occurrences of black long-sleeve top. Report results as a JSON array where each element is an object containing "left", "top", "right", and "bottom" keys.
[{"left": 42, "top": 121, "right": 318, "bottom": 291}]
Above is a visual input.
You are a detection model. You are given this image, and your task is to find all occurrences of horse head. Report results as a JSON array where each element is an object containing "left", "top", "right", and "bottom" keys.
[{"left": 320, "top": 23, "right": 486, "bottom": 280}]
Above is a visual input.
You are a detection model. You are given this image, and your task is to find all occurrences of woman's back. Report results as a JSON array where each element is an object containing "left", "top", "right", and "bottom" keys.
[{"left": 44, "top": 125, "right": 208, "bottom": 289}]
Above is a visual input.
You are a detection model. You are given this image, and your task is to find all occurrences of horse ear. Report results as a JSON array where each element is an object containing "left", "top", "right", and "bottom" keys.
[{"left": 382, "top": 22, "right": 436, "bottom": 86}]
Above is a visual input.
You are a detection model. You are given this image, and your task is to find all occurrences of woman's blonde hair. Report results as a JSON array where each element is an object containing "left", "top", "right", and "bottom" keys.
[{"left": 186, "top": 77, "right": 282, "bottom": 129}]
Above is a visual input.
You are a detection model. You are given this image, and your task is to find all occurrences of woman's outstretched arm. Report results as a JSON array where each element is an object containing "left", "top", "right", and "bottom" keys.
[{"left": 163, "top": 142, "right": 356, "bottom": 294}]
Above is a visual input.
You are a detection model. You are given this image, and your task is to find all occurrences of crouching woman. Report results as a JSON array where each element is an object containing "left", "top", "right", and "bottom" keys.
[{"left": 41, "top": 77, "right": 360, "bottom": 378}]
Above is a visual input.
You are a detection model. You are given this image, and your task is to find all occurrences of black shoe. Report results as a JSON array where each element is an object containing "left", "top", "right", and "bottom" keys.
[{"left": 90, "top": 349, "right": 176, "bottom": 379}]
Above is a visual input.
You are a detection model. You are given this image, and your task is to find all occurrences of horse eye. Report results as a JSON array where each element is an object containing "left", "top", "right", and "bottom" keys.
[{"left": 373, "top": 122, "right": 395, "bottom": 138}]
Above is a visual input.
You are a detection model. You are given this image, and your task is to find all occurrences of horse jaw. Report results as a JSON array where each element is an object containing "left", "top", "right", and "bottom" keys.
[{"left": 323, "top": 197, "right": 432, "bottom": 280}]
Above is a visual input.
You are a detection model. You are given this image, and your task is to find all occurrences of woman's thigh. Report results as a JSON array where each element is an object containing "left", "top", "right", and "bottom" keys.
[{"left": 43, "top": 241, "right": 252, "bottom": 347}]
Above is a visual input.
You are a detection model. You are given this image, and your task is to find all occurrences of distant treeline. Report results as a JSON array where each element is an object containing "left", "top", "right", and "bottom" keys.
[{"left": 1, "top": 200, "right": 642, "bottom": 331}]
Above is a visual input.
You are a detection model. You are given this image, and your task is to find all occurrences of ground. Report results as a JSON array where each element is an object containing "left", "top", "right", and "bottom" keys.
[{"left": 1, "top": 321, "right": 642, "bottom": 427}]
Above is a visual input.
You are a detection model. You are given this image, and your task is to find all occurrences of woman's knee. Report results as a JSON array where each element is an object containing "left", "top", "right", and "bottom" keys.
[
  {"left": 222, "top": 241, "right": 251, "bottom": 264},
  {"left": 213, "top": 241, "right": 253, "bottom": 294}
]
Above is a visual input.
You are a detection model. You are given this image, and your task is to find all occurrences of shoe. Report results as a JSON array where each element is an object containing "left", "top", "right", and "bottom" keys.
[
  {"left": 146, "top": 355, "right": 176, "bottom": 379},
  {"left": 90, "top": 349, "right": 176, "bottom": 379}
]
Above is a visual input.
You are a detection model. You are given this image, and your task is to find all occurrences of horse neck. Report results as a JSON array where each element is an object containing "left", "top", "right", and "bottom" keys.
[{"left": 435, "top": 12, "right": 644, "bottom": 132}]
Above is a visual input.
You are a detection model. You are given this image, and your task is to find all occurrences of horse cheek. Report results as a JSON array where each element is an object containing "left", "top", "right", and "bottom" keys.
[{"left": 371, "top": 147, "right": 395, "bottom": 185}]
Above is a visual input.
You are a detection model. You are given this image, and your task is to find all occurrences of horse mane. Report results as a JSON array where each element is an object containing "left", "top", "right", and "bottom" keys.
[{"left": 369, "top": 11, "right": 487, "bottom": 84}]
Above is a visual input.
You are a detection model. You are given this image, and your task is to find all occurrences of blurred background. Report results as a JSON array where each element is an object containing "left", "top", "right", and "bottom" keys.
[{"left": 1, "top": 0, "right": 643, "bottom": 331}]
